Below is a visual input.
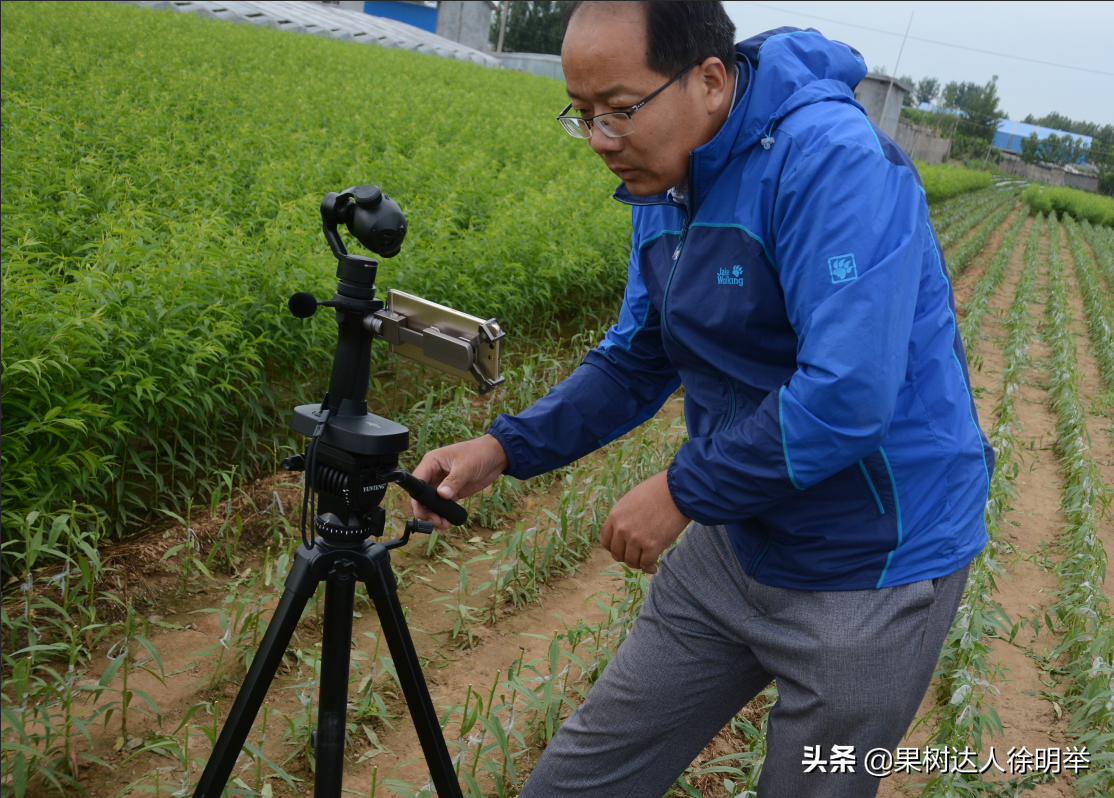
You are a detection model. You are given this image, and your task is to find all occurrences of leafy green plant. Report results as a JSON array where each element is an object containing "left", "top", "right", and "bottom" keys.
[
  {"left": 160, "top": 500, "right": 211, "bottom": 598},
  {"left": 1062, "top": 216, "right": 1114, "bottom": 394},
  {"left": 0, "top": 0, "right": 629, "bottom": 570},
  {"left": 1022, "top": 183, "right": 1114, "bottom": 227},
  {"left": 931, "top": 187, "right": 1005, "bottom": 238},
  {"left": 190, "top": 571, "right": 270, "bottom": 689},
  {"left": 958, "top": 207, "right": 1030, "bottom": 349},
  {"left": 1078, "top": 219, "right": 1114, "bottom": 293},
  {"left": 1040, "top": 218, "right": 1113, "bottom": 797},
  {"left": 916, "top": 161, "right": 993, "bottom": 204},
  {"left": 97, "top": 599, "right": 168, "bottom": 752},
  {"left": 937, "top": 187, "right": 1019, "bottom": 251}
]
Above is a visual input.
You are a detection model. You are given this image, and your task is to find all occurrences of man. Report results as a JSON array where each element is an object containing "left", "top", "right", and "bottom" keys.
[{"left": 412, "top": 3, "right": 992, "bottom": 796}]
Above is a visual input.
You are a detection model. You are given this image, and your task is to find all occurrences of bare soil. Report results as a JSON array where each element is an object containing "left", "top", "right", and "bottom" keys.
[
  {"left": 950, "top": 206, "right": 1023, "bottom": 304},
  {"left": 879, "top": 215, "right": 1114, "bottom": 797}
]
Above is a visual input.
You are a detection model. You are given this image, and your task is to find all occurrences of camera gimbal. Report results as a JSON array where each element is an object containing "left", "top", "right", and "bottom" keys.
[{"left": 192, "top": 185, "right": 504, "bottom": 798}]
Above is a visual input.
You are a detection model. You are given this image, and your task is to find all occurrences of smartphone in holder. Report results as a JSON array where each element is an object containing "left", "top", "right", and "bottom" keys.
[{"left": 384, "top": 289, "right": 504, "bottom": 393}]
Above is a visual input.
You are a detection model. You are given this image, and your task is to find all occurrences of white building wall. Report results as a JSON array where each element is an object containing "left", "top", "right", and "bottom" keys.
[
  {"left": 435, "top": 1, "right": 492, "bottom": 53},
  {"left": 855, "top": 73, "right": 910, "bottom": 139}
]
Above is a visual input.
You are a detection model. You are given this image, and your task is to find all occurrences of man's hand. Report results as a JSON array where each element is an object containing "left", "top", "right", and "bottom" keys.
[
  {"left": 599, "top": 470, "right": 690, "bottom": 574},
  {"left": 410, "top": 434, "right": 509, "bottom": 530}
]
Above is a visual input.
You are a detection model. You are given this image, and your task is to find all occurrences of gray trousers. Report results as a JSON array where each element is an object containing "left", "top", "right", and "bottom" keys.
[{"left": 520, "top": 523, "right": 970, "bottom": 798}]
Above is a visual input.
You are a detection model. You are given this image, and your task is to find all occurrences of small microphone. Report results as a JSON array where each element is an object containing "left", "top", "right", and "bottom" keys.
[{"left": 288, "top": 292, "right": 318, "bottom": 319}]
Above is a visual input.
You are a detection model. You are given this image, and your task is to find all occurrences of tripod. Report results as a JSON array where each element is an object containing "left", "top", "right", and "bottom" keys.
[
  {"left": 193, "top": 185, "right": 482, "bottom": 798},
  {"left": 191, "top": 526, "right": 463, "bottom": 798}
]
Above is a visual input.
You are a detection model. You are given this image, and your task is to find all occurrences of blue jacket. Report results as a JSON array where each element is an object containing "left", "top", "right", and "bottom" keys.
[{"left": 487, "top": 28, "right": 992, "bottom": 590}]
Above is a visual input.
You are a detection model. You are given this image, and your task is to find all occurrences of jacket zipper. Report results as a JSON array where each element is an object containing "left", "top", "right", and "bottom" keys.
[{"left": 660, "top": 175, "right": 739, "bottom": 431}]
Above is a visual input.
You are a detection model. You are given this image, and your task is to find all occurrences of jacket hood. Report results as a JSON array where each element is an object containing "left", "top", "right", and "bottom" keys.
[
  {"left": 735, "top": 27, "right": 867, "bottom": 135},
  {"left": 680, "top": 27, "right": 868, "bottom": 213}
]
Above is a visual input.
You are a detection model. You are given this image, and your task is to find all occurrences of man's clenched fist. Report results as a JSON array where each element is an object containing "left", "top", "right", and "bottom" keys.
[{"left": 599, "top": 470, "right": 690, "bottom": 574}]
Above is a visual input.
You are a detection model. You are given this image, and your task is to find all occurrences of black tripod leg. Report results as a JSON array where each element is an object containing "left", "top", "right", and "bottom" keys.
[
  {"left": 367, "top": 568, "right": 463, "bottom": 798},
  {"left": 314, "top": 563, "right": 357, "bottom": 798},
  {"left": 192, "top": 554, "right": 317, "bottom": 798}
]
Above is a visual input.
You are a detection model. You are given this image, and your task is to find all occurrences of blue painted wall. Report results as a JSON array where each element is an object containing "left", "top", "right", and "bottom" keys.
[{"left": 364, "top": 1, "right": 438, "bottom": 33}]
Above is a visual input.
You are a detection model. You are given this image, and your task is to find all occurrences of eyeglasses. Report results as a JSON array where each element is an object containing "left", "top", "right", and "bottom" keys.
[{"left": 557, "top": 61, "right": 700, "bottom": 139}]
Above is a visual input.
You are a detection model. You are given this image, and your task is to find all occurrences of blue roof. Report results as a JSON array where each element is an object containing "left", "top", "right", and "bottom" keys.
[
  {"left": 995, "top": 119, "right": 1092, "bottom": 154},
  {"left": 916, "top": 104, "right": 1093, "bottom": 159}
]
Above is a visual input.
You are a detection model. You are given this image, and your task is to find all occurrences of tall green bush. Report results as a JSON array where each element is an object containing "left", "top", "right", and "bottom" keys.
[
  {"left": 914, "top": 161, "right": 993, "bottom": 204},
  {"left": 0, "top": 1, "right": 628, "bottom": 557},
  {"left": 1021, "top": 184, "right": 1114, "bottom": 227}
]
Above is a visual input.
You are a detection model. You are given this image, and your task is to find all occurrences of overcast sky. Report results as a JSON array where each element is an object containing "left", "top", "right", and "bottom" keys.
[{"left": 722, "top": 0, "right": 1113, "bottom": 126}]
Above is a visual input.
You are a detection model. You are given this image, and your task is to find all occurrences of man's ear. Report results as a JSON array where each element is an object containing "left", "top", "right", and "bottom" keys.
[{"left": 699, "top": 57, "right": 729, "bottom": 113}]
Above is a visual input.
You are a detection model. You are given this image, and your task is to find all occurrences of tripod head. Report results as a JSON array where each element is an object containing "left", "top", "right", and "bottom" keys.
[{"left": 283, "top": 184, "right": 504, "bottom": 546}]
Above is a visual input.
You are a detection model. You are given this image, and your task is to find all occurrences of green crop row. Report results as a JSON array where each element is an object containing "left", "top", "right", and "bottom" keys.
[
  {"left": 1022, "top": 184, "right": 1114, "bottom": 227},
  {"left": 937, "top": 187, "right": 1019, "bottom": 251},
  {"left": 1063, "top": 217, "right": 1114, "bottom": 394},
  {"left": 0, "top": 1, "right": 628, "bottom": 557},
  {"left": 916, "top": 215, "right": 1044, "bottom": 796},
  {"left": 1041, "top": 221, "right": 1113, "bottom": 797},
  {"left": 1079, "top": 219, "right": 1114, "bottom": 293},
  {"left": 958, "top": 209, "right": 1030, "bottom": 349},
  {"left": 946, "top": 195, "right": 1019, "bottom": 280},
  {"left": 916, "top": 161, "right": 993, "bottom": 205},
  {"left": 931, "top": 187, "right": 1000, "bottom": 237}
]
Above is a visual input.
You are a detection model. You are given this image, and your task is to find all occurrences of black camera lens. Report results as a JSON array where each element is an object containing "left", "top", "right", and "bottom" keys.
[{"left": 348, "top": 195, "right": 406, "bottom": 258}]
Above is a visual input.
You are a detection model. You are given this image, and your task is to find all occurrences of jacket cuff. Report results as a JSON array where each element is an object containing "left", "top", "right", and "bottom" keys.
[
  {"left": 485, "top": 418, "right": 521, "bottom": 478},
  {"left": 666, "top": 458, "right": 707, "bottom": 525}
]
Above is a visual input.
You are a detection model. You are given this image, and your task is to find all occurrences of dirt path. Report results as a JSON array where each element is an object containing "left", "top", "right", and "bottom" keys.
[
  {"left": 965, "top": 220, "right": 1074, "bottom": 793},
  {"left": 880, "top": 214, "right": 1075, "bottom": 797},
  {"left": 1059, "top": 223, "right": 1114, "bottom": 493},
  {"left": 354, "top": 546, "right": 625, "bottom": 792},
  {"left": 951, "top": 207, "right": 1023, "bottom": 307},
  {"left": 47, "top": 391, "right": 687, "bottom": 798}
]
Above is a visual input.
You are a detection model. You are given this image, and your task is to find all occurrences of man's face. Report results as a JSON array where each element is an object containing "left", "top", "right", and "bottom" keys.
[{"left": 561, "top": 3, "right": 733, "bottom": 197}]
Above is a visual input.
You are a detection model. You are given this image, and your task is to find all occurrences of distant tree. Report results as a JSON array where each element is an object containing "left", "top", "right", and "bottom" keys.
[
  {"left": 1021, "top": 131, "right": 1042, "bottom": 164},
  {"left": 1020, "top": 131, "right": 1090, "bottom": 166},
  {"left": 1099, "top": 164, "right": 1114, "bottom": 197},
  {"left": 940, "top": 80, "right": 960, "bottom": 109},
  {"left": 938, "top": 76, "right": 1006, "bottom": 142},
  {"left": 943, "top": 80, "right": 977, "bottom": 112},
  {"left": 1066, "top": 135, "right": 1086, "bottom": 165},
  {"left": 489, "top": 1, "right": 569, "bottom": 55},
  {"left": 873, "top": 65, "right": 888, "bottom": 75},
  {"left": 1024, "top": 111, "right": 1090, "bottom": 135},
  {"left": 1023, "top": 111, "right": 1113, "bottom": 167},
  {"left": 1045, "top": 133, "right": 1063, "bottom": 164},
  {"left": 961, "top": 76, "right": 1007, "bottom": 132},
  {"left": 914, "top": 77, "right": 939, "bottom": 106}
]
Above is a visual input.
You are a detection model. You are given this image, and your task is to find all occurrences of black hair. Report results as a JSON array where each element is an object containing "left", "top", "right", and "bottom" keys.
[{"left": 563, "top": 1, "right": 737, "bottom": 77}]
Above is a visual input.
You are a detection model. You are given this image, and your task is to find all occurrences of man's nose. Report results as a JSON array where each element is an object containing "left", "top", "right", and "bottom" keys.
[{"left": 589, "top": 126, "right": 624, "bottom": 156}]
